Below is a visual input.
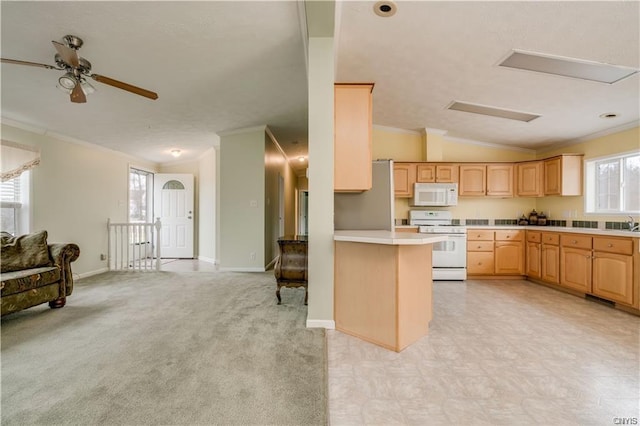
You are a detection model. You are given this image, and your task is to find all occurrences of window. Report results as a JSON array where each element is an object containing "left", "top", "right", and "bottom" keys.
[
  {"left": 1, "top": 171, "right": 30, "bottom": 235},
  {"left": 129, "top": 168, "right": 154, "bottom": 223},
  {"left": 585, "top": 152, "right": 640, "bottom": 214}
]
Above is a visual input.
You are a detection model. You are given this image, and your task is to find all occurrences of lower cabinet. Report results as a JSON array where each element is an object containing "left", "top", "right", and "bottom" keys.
[
  {"left": 592, "top": 237, "right": 634, "bottom": 305},
  {"left": 467, "top": 229, "right": 524, "bottom": 276},
  {"left": 526, "top": 240, "right": 541, "bottom": 279},
  {"left": 560, "top": 246, "right": 592, "bottom": 292},
  {"left": 467, "top": 230, "right": 494, "bottom": 275},
  {"left": 541, "top": 243, "right": 560, "bottom": 284}
]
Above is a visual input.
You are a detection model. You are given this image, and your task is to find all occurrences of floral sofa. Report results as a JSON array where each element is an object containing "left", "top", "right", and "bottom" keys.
[{"left": 1, "top": 231, "right": 80, "bottom": 316}]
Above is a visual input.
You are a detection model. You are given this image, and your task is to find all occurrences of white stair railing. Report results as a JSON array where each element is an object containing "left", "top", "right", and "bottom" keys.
[{"left": 107, "top": 218, "right": 162, "bottom": 271}]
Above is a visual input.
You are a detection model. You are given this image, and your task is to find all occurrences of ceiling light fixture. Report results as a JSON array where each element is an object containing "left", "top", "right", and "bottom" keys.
[
  {"left": 447, "top": 101, "right": 540, "bottom": 122},
  {"left": 298, "top": 156, "right": 306, "bottom": 162},
  {"left": 374, "top": 0, "right": 397, "bottom": 17},
  {"left": 499, "top": 50, "right": 639, "bottom": 84},
  {"left": 57, "top": 72, "right": 77, "bottom": 91},
  {"left": 171, "top": 149, "right": 182, "bottom": 158}
]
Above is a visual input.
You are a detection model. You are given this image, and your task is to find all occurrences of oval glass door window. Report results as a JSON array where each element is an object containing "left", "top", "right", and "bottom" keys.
[{"left": 162, "top": 180, "right": 185, "bottom": 190}]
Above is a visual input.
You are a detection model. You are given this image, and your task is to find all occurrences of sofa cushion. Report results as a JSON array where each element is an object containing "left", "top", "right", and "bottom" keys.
[
  {"left": 1, "top": 231, "right": 51, "bottom": 273},
  {"left": 0, "top": 266, "right": 61, "bottom": 296}
]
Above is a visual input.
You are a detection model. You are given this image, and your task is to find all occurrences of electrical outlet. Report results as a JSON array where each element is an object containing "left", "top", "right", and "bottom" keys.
[{"left": 250, "top": 252, "right": 256, "bottom": 261}]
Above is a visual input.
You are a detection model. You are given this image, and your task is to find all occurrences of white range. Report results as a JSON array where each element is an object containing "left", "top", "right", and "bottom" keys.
[{"left": 409, "top": 210, "right": 467, "bottom": 280}]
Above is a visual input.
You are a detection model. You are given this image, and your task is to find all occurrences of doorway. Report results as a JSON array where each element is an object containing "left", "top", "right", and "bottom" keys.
[
  {"left": 298, "top": 190, "right": 308, "bottom": 235},
  {"left": 154, "top": 173, "right": 194, "bottom": 258}
]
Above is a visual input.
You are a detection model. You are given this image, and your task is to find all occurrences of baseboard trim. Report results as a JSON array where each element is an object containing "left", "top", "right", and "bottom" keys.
[
  {"left": 306, "top": 319, "right": 335, "bottom": 329},
  {"left": 218, "top": 267, "right": 266, "bottom": 272},
  {"left": 197, "top": 256, "right": 217, "bottom": 265},
  {"left": 75, "top": 267, "right": 109, "bottom": 280}
]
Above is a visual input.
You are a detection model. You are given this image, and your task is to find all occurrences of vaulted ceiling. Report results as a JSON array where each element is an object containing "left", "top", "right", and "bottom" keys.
[{"left": 2, "top": 1, "right": 638, "bottom": 176}]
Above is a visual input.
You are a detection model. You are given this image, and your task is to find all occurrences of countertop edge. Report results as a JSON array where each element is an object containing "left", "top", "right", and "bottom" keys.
[{"left": 335, "top": 231, "right": 448, "bottom": 245}]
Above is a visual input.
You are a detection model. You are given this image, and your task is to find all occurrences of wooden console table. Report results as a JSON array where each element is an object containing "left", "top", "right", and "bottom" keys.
[{"left": 274, "top": 235, "right": 308, "bottom": 305}]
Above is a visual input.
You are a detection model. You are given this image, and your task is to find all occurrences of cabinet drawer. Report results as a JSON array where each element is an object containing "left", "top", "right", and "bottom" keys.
[
  {"left": 468, "top": 252, "right": 494, "bottom": 274},
  {"left": 561, "top": 234, "right": 592, "bottom": 250},
  {"left": 541, "top": 232, "right": 560, "bottom": 245},
  {"left": 593, "top": 237, "right": 633, "bottom": 255},
  {"left": 527, "top": 231, "right": 541, "bottom": 243},
  {"left": 468, "top": 230, "right": 494, "bottom": 241},
  {"left": 495, "top": 230, "right": 523, "bottom": 241},
  {"left": 467, "top": 241, "right": 494, "bottom": 252}
]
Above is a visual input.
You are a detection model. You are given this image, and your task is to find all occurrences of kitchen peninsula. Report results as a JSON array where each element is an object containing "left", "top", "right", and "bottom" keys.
[{"left": 334, "top": 230, "right": 447, "bottom": 352}]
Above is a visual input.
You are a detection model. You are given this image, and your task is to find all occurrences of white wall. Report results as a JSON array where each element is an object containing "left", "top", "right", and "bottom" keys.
[
  {"left": 219, "top": 128, "right": 266, "bottom": 270},
  {"left": 1, "top": 123, "right": 157, "bottom": 277},
  {"left": 198, "top": 147, "right": 217, "bottom": 263}
]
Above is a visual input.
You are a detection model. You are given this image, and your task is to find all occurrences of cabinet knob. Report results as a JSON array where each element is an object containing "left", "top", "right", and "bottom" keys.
[
  {"left": 586, "top": 255, "right": 590, "bottom": 259},
  {"left": 477, "top": 245, "right": 481, "bottom": 249},
  {"left": 506, "top": 235, "right": 510, "bottom": 239},
  {"left": 572, "top": 240, "right": 577, "bottom": 244},
  {"left": 607, "top": 243, "right": 613, "bottom": 247}
]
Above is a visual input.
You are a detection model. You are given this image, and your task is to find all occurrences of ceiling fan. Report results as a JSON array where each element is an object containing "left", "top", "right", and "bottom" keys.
[{"left": 1, "top": 35, "right": 158, "bottom": 104}]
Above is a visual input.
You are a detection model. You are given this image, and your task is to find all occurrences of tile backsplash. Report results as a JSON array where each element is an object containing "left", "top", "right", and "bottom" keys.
[{"left": 572, "top": 220, "right": 598, "bottom": 229}]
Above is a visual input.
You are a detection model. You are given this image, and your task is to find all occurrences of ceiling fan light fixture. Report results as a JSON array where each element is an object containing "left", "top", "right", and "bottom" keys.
[
  {"left": 80, "top": 78, "right": 95, "bottom": 95},
  {"left": 58, "top": 72, "right": 77, "bottom": 90}
]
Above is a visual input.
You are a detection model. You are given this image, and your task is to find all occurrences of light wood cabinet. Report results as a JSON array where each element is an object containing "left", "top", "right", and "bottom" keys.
[
  {"left": 560, "top": 234, "right": 592, "bottom": 292},
  {"left": 517, "top": 161, "right": 543, "bottom": 197},
  {"left": 592, "top": 236, "right": 634, "bottom": 305},
  {"left": 544, "top": 154, "right": 583, "bottom": 196},
  {"left": 467, "top": 229, "right": 524, "bottom": 276},
  {"left": 526, "top": 231, "right": 541, "bottom": 278},
  {"left": 416, "top": 164, "right": 459, "bottom": 183},
  {"left": 494, "top": 230, "right": 524, "bottom": 274},
  {"left": 393, "top": 162, "right": 417, "bottom": 198},
  {"left": 334, "top": 83, "right": 374, "bottom": 192},
  {"left": 459, "top": 165, "right": 486, "bottom": 196},
  {"left": 395, "top": 227, "right": 419, "bottom": 233},
  {"left": 487, "top": 164, "right": 514, "bottom": 197},
  {"left": 540, "top": 232, "right": 560, "bottom": 284}
]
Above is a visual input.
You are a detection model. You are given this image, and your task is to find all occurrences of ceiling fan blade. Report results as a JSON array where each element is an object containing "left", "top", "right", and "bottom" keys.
[
  {"left": 91, "top": 74, "right": 158, "bottom": 100},
  {"left": 52, "top": 40, "right": 79, "bottom": 67},
  {"left": 1, "top": 58, "right": 59, "bottom": 70},
  {"left": 70, "top": 83, "right": 86, "bottom": 103}
]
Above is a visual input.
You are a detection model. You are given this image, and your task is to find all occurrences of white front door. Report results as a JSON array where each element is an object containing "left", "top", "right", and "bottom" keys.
[{"left": 154, "top": 173, "right": 194, "bottom": 258}]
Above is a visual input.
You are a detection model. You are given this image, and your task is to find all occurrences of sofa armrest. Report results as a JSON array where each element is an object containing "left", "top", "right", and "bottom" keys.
[{"left": 48, "top": 243, "right": 80, "bottom": 296}]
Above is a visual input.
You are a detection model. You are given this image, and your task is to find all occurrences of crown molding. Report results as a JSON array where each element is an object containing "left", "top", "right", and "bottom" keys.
[
  {"left": 444, "top": 134, "right": 536, "bottom": 154},
  {"left": 424, "top": 127, "right": 448, "bottom": 136},
  {"left": 217, "top": 125, "right": 267, "bottom": 137}
]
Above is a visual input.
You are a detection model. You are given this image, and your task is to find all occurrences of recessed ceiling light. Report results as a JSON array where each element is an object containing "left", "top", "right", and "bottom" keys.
[
  {"left": 374, "top": 1, "right": 397, "bottom": 17},
  {"left": 599, "top": 113, "right": 619, "bottom": 119},
  {"left": 447, "top": 101, "right": 540, "bottom": 122},
  {"left": 499, "top": 50, "right": 639, "bottom": 84}
]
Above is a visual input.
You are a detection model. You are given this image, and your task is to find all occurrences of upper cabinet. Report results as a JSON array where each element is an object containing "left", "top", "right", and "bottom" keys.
[
  {"left": 486, "top": 164, "right": 514, "bottom": 197},
  {"left": 459, "top": 164, "right": 486, "bottom": 196},
  {"left": 544, "top": 154, "right": 583, "bottom": 196},
  {"left": 394, "top": 162, "right": 417, "bottom": 198},
  {"left": 334, "top": 83, "right": 374, "bottom": 192},
  {"left": 517, "top": 161, "right": 544, "bottom": 197},
  {"left": 416, "top": 164, "right": 458, "bottom": 183}
]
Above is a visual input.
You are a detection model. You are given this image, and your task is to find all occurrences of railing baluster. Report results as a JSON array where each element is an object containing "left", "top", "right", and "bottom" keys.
[{"left": 107, "top": 220, "right": 162, "bottom": 271}]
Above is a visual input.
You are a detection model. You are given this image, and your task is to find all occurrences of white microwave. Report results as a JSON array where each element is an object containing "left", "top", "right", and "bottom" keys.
[{"left": 412, "top": 183, "right": 458, "bottom": 206}]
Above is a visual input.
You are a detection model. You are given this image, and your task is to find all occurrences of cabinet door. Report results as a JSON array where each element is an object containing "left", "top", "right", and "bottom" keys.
[
  {"left": 541, "top": 244, "right": 560, "bottom": 284},
  {"left": 517, "top": 161, "right": 543, "bottom": 197},
  {"left": 393, "top": 163, "right": 416, "bottom": 198},
  {"left": 334, "top": 84, "right": 373, "bottom": 192},
  {"left": 526, "top": 242, "right": 541, "bottom": 278},
  {"left": 543, "top": 157, "right": 562, "bottom": 195},
  {"left": 416, "top": 164, "right": 436, "bottom": 182},
  {"left": 468, "top": 251, "right": 494, "bottom": 275},
  {"left": 487, "top": 164, "right": 514, "bottom": 197},
  {"left": 459, "top": 165, "right": 486, "bottom": 196},
  {"left": 436, "top": 165, "right": 458, "bottom": 183},
  {"left": 495, "top": 241, "right": 524, "bottom": 274},
  {"left": 592, "top": 252, "right": 633, "bottom": 305},
  {"left": 560, "top": 247, "right": 592, "bottom": 292}
]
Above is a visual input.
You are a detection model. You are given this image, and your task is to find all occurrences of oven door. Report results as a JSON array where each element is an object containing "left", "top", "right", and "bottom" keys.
[{"left": 431, "top": 234, "right": 467, "bottom": 268}]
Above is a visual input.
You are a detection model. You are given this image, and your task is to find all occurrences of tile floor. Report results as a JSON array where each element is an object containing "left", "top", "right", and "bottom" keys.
[{"left": 328, "top": 280, "right": 640, "bottom": 426}]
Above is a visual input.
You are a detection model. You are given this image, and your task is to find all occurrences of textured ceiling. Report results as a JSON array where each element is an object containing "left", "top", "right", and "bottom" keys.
[{"left": 1, "top": 1, "right": 639, "bottom": 176}]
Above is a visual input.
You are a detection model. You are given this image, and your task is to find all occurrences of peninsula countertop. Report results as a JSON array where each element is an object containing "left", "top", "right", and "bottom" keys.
[{"left": 334, "top": 230, "right": 448, "bottom": 245}]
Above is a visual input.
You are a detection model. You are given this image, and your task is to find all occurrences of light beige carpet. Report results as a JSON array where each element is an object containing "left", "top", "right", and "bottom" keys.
[{"left": 1, "top": 271, "right": 326, "bottom": 425}]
